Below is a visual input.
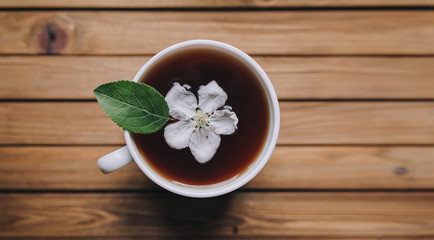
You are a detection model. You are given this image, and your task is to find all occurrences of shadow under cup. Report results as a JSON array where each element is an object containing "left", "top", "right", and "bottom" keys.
[{"left": 125, "top": 40, "right": 280, "bottom": 198}]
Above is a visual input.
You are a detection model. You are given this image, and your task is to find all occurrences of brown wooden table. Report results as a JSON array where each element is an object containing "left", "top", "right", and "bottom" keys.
[{"left": 1, "top": 1, "right": 434, "bottom": 239}]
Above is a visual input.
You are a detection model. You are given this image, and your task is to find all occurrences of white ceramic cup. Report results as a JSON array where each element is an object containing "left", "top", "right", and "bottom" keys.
[{"left": 98, "top": 40, "right": 280, "bottom": 198}]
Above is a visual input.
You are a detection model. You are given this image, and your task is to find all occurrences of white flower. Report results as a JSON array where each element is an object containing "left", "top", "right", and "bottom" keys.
[{"left": 164, "top": 80, "right": 239, "bottom": 164}]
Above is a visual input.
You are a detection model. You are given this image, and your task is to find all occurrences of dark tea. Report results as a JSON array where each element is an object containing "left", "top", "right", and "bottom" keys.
[{"left": 132, "top": 47, "right": 270, "bottom": 185}]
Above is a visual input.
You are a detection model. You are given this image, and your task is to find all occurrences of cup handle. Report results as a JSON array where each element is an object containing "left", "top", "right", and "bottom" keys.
[{"left": 98, "top": 146, "right": 134, "bottom": 174}]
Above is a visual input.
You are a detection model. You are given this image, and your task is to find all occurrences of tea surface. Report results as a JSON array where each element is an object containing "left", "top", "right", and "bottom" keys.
[{"left": 132, "top": 48, "right": 269, "bottom": 185}]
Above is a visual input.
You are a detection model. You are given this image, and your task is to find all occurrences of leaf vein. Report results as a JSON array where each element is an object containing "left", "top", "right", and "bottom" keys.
[
  {"left": 117, "top": 85, "right": 146, "bottom": 109},
  {"left": 95, "top": 91, "right": 165, "bottom": 119}
]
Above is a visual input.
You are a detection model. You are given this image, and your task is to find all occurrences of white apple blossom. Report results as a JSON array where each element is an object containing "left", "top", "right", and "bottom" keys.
[{"left": 164, "top": 81, "right": 238, "bottom": 164}]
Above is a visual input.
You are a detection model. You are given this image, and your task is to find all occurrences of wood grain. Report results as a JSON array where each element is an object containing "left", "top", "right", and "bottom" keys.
[
  {"left": 1, "top": 192, "right": 434, "bottom": 237},
  {"left": 1, "top": 146, "right": 434, "bottom": 190},
  {"left": 0, "top": 3, "right": 432, "bottom": 240},
  {"left": 280, "top": 102, "right": 434, "bottom": 144},
  {"left": 1, "top": 102, "right": 433, "bottom": 145},
  {"left": 1, "top": 11, "right": 434, "bottom": 55},
  {"left": 2, "top": 56, "right": 434, "bottom": 99},
  {"left": 1, "top": 0, "right": 433, "bottom": 8}
]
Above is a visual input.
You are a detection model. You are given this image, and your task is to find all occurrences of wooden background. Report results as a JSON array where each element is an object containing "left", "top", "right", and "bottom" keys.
[{"left": 1, "top": 1, "right": 434, "bottom": 239}]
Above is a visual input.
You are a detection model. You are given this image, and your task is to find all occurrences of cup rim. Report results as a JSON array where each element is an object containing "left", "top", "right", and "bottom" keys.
[{"left": 124, "top": 39, "right": 280, "bottom": 198}]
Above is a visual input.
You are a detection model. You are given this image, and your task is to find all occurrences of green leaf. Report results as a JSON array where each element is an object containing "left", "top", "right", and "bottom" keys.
[{"left": 93, "top": 80, "right": 169, "bottom": 134}]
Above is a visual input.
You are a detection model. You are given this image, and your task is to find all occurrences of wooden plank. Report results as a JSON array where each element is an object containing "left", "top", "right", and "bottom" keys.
[
  {"left": 1, "top": 102, "right": 433, "bottom": 145},
  {"left": 1, "top": 11, "right": 434, "bottom": 55},
  {"left": 280, "top": 102, "right": 434, "bottom": 144},
  {"left": 2, "top": 56, "right": 434, "bottom": 100},
  {"left": 1, "top": 192, "right": 434, "bottom": 237},
  {"left": 0, "top": 102, "right": 123, "bottom": 145},
  {"left": 0, "top": 0, "right": 433, "bottom": 8},
  {"left": 1, "top": 146, "right": 434, "bottom": 190}
]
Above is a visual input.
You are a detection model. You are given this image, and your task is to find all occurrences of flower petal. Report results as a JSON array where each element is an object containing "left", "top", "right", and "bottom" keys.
[
  {"left": 198, "top": 80, "right": 228, "bottom": 114},
  {"left": 165, "top": 82, "right": 197, "bottom": 120},
  {"left": 189, "top": 128, "right": 221, "bottom": 164},
  {"left": 210, "top": 109, "right": 239, "bottom": 135},
  {"left": 223, "top": 105, "right": 233, "bottom": 111},
  {"left": 164, "top": 119, "right": 195, "bottom": 149}
]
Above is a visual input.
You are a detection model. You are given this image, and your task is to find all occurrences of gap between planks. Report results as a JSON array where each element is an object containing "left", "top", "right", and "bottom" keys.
[{"left": 0, "top": 0, "right": 433, "bottom": 9}]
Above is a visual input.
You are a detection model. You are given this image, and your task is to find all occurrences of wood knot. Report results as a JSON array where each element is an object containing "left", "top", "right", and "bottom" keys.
[
  {"left": 39, "top": 23, "right": 67, "bottom": 54},
  {"left": 394, "top": 166, "right": 408, "bottom": 175},
  {"left": 28, "top": 14, "right": 75, "bottom": 54},
  {"left": 232, "top": 225, "right": 238, "bottom": 234}
]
